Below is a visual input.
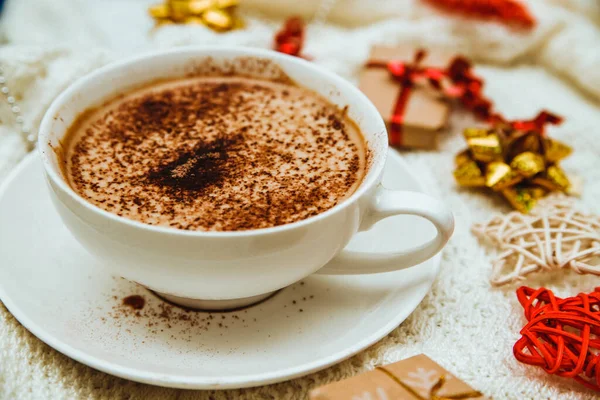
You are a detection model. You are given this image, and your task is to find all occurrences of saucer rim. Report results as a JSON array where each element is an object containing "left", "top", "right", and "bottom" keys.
[{"left": 0, "top": 151, "right": 441, "bottom": 389}]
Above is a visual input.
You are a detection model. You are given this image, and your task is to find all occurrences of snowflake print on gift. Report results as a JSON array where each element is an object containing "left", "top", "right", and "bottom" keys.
[
  {"left": 351, "top": 387, "right": 389, "bottom": 400},
  {"left": 403, "top": 367, "right": 451, "bottom": 398}
]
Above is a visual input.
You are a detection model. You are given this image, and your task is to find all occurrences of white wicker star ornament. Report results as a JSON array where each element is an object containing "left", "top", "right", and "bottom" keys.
[{"left": 472, "top": 196, "right": 600, "bottom": 286}]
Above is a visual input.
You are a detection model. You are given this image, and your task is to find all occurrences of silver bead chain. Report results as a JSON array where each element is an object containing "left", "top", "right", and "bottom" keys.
[{"left": 0, "top": 65, "right": 36, "bottom": 151}]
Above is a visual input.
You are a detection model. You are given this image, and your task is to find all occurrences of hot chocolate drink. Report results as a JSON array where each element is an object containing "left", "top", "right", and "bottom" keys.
[{"left": 61, "top": 75, "right": 367, "bottom": 231}]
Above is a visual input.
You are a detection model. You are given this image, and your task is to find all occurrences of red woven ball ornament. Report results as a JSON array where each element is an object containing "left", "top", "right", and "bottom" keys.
[{"left": 514, "top": 286, "right": 600, "bottom": 391}]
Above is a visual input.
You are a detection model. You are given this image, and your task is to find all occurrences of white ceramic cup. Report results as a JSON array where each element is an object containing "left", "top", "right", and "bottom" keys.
[{"left": 39, "top": 47, "right": 454, "bottom": 310}]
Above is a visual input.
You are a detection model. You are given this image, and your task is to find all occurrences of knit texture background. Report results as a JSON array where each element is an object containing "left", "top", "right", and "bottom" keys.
[{"left": 1, "top": 1, "right": 600, "bottom": 398}]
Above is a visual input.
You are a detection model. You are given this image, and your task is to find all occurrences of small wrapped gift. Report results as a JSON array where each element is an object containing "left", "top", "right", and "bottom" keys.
[
  {"left": 310, "top": 354, "right": 485, "bottom": 400},
  {"left": 359, "top": 47, "right": 452, "bottom": 149}
]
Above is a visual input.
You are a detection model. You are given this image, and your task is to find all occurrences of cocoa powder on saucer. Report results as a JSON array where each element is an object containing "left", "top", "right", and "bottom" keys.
[
  {"left": 122, "top": 295, "right": 145, "bottom": 310},
  {"left": 103, "top": 281, "right": 316, "bottom": 342}
]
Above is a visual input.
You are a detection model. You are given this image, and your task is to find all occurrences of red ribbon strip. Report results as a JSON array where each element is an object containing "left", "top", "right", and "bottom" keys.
[
  {"left": 424, "top": 0, "right": 536, "bottom": 29},
  {"left": 508, "top": 111, "right": 563, "bottom": 136},
  {"left": 514, "top": 286, "right": 600, "bottom": 391}
]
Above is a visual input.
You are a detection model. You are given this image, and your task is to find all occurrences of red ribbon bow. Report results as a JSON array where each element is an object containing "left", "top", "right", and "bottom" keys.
[
  {"left": 514, "top": 286, "right": 600, "bottom": 391},
  {"left": 274, "top": 17, "right": 306, "bottom": 58}
]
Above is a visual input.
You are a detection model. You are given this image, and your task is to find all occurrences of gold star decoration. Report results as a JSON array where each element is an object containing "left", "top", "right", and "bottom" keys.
[
  {"left": 149, "top": 0, "right": 243, "bottom": 31},
  {"left": 472, "top": 195, "right": 600, "bottom": 286},
  {"left": 454, "top": 113, "right": 575, "bottom": 213}
]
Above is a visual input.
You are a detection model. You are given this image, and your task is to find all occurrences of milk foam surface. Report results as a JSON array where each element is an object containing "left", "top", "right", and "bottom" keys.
[{"left": 63, "top": 76, "right": 366, "bottom": 231}]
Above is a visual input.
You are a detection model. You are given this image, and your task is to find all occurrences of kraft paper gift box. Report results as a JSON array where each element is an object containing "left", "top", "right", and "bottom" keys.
[
  {"left": 309, "top": 354, "right": 486, "bottom": 400},
  {"left": 359, "top": 46, "right": 453, "bottom": 149}
]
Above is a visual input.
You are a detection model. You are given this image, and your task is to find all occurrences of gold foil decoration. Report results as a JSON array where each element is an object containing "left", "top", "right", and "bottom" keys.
[
  {"left": 216, "top": 0, "right": 240, "bottom": 8},
  {"left": 184, "top": 16, "right": 206, "bottom": 24},
  {"left": 454, "top": 160, "right": 486, "bottom": 187},
  {"left": 467, "top": 134, "right": 503, "bottom": 163},
  {"left": 486, "top": 162, "right": 521, "bottom": 190},
  {"left": 202, "top": 8, "right": 233, "bottom": 31},
  {"left": 188, "top": 0, "right": 213, "bottom": 13},
  {"left": 169, "top": 1, "right": 194, "bottom": 20},
  {"left": 148, "top": 0, "right": 242, "bottom": 31},
  {"left": 463, "top": 127, "right": 488, "bottom": 139},
  {"left": 532, "top": 165, "right": 571, "bottom": 192},
  {"left": 149, "top": 4, "right": 171, "bottom": 19},
  {"left": 508, "top": 131, "right": 542, "bottom": 157},
  {"left": 454, "top": 125, "right": 575, "bottom": 213},
  {"left": 502, "top": 187, "right": 538, "bottom": 214},
  {"left": 455, "top": 149, "right": 472, "bottom": 166},
  {"left": 530, "top": 186, "right": 547, "bottom": 199},
  {"left": 544, "top": 138, "right": 572, "bottom": 163},
  {"left": 510, "top": 152, "right": 545, "bottom": 178}
]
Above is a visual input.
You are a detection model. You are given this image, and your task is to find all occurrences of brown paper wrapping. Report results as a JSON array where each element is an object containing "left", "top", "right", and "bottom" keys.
[
  {"left": 309, "top": 354, "right": 486, "bottom": 400},
  {"left": 359, "top": 47, "right": 452, "bottom": 149}
]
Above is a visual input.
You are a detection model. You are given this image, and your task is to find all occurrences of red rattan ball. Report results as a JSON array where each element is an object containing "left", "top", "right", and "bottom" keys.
[{"left": 514, "top": 286, "right": 600, "bottom": 391}]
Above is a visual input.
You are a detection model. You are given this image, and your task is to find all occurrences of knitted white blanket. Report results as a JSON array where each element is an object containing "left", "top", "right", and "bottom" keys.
[{"left": 1, "top": 1, "right": 600, "bottom": 399}]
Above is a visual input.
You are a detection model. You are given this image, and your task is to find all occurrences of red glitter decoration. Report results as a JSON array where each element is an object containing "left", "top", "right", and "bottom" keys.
[
  {"left": 439, "top": 55, "right": 501, "bottom": 123},
  {"left": 274, "top": 17, "right": 306, "bottom": 58},
  {"left": 424, "top": 0, "right": 536, "bottom": 29},
  {"left": 514, "top": 286, "right": 600, "bottom": 391},
  {"left": 442, "top": 56, "right": 504, "bottom": 123}
]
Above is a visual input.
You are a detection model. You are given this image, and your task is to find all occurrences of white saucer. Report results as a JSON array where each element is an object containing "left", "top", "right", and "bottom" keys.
[{"left": 0, "top": 150, "right": 439, "bottom": 390}]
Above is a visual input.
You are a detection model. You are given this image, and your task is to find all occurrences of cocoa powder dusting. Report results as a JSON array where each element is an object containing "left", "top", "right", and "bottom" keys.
[
  {"left": 122, "top": 295, "right": 145, "bottom": 310},
  {"left": 147, "top": 134, "right": 243, "bottom": 200},
  {"left": 64, "top": 75, "right": 366, "bottom": 231},
  {"left": 107, "top": 283, "right": 317, "bottom": 342}
]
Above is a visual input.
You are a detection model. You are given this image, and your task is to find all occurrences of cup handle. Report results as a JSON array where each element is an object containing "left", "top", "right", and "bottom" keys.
[{"left": 317, "top": 186, "right": 454, "bottom": 275}]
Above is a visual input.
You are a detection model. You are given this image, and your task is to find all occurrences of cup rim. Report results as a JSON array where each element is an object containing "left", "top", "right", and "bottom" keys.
[{"left": 38, "top": 46, "right": 388, "bottom": 238}]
